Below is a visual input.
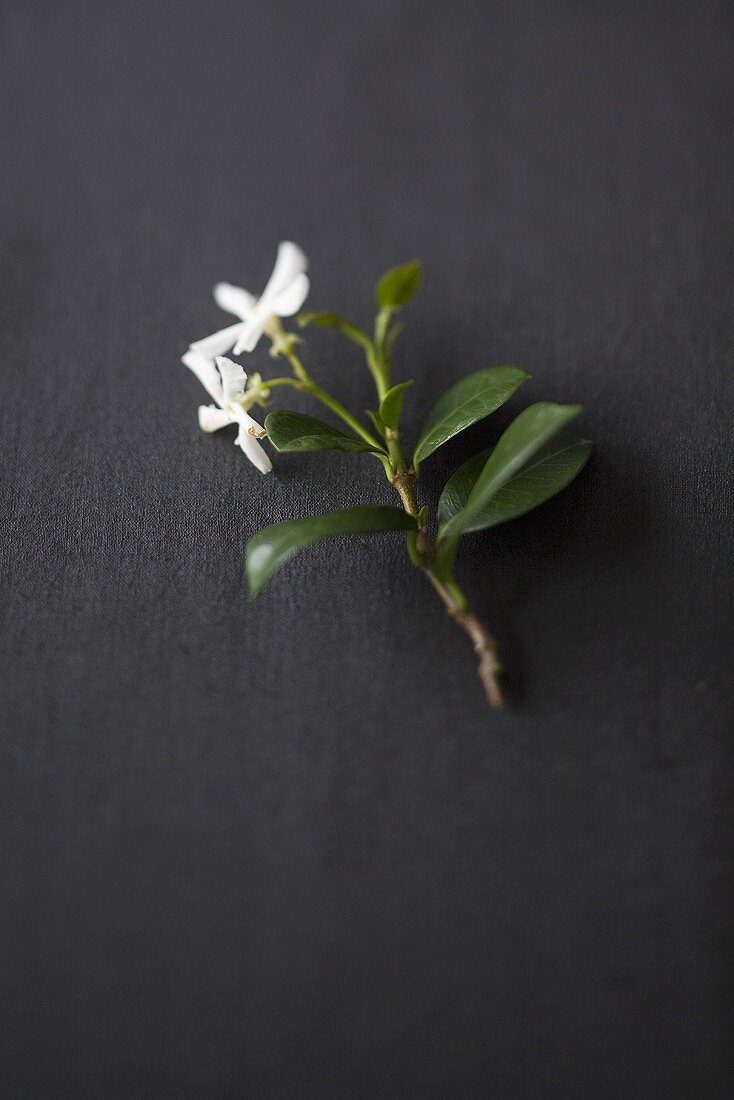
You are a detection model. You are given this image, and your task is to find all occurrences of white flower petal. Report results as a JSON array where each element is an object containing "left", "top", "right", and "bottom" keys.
[
  {"left": 213, "top": 282, "right": 257, "bottom": 320},
  {"left": 232, "top": 313, "right": 270, "bottom": 355},
  {"left": 198, "top": 405, "right": 234, "bottom": 432},
  {"left": 268, "top": 272, "right": 310, "bottom": 317},
  {"left": 190, "top": 323, "right": 244, "bottom": 358},
  {"left": 215, "top": 356, "right": 248, "bottom": 403},
  {"left": 234, "top": 419, "right": 273, "bottom": 474},
  {"left": 260, "top": 241, "right": 308, "bottom": 304},
  {"left": 182, "top": 348, "right": 223, "bottom": 403}
]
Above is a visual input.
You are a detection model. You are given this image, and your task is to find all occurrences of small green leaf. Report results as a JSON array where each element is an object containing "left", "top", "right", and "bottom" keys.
[
  {"left": 413, "top": 367, "right": 529, "bottom": 466},
  {"left": 375, "top": 261, "right": 422, "bottom": 309},
  {"left": 379, "top": 381, "right": 414, "bottom": 430},
  {"left": 437, "top": 431, "right": 592, "bottom": 530},
  {"left": 366, "top": 409, "right": 385, "bottom": 436},
  {"left": 265, "top": 410, "right": 383, "bottom": 455},
  {"left": 297, "top": 311, "right": 371, "bottom": 349},
  {"left": 435, "top": 403, "right": 583, "bottom": 575},
  {"left": 406, "top": 529, "right": 422, "bottom": 566},
  {"left": 246, "top": 506, "right": 417, "bottom": 597}
]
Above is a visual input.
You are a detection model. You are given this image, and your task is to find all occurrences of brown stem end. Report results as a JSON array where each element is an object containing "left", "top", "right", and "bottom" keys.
[{"left": 449, "top": 607, "right": 505, "bottom": 709}]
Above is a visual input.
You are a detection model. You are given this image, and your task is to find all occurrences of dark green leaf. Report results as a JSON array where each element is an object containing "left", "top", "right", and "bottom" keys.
[
  {"left": 413, "top": 367, "right": 529, "bottom": 466},
  {"left": 375, "top": 261, "right": 422, "bottom": 309},
  {"left": 437, "top": 451, "right": 490, "bottom": 528},
  {"left": 437, "top": 431, "right": 592, "bottom": 530},
  {"left": 246, "top": 506, "right": 417, "bottom": 597},
  {"left": 435, "top": 403, "right": 583, "bottom": 575},
  {"left": 297, "top": 311, "right": 371, "bottom": 349},
  {"left": 265, "top": 410, "right": 383, "bottom": 454},
  {"left": 379, "top": 381, "right": 413, "bottom": 430}
]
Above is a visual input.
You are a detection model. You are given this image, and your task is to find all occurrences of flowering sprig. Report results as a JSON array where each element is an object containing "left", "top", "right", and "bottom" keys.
[{"left": 182, "top": 243, "right": 592, "bottom": 707}]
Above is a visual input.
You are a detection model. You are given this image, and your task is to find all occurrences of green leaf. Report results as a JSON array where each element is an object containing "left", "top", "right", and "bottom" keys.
[
  {"left": 246, "top": 506, "right": 417, "bottom": 597},
  {"left": 365, "top": 409, "right": 385, "bottom": 436},
  {"left": 297, "top": 311, "right": 371, "bottom": 349},
  {"left": 265, "top": 410, "right": 383, "bottom": 455},
  {"left": 379, "top": 381, "right": 413, "bottom": 430},
  {"left": 413, "top": 367, "right": 529, "bottom": 466},
  {"left": 406, "top": 529, "right": 422, "bottom": 566},
  {"left": 375, "top": 261, "right": 422, "bottom": 309},
  {"left": 435, "top": 403, "right": 583, "bottom": 575},
  {"left": 437, "top": 431, "right": 592, "bottom": 530}
]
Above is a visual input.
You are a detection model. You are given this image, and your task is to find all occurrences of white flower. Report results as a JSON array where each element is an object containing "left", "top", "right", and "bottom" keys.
[
  {"left": 189, "top": 241, "right": 309, "bottom": 359},
  {"left": 181, "top": 352, "right": 273, "bottom": 474}
]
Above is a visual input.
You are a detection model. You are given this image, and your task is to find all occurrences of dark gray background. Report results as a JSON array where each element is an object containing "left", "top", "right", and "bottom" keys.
[{"left": 1, "top": 0, "right": 732, "bottom": 1095}]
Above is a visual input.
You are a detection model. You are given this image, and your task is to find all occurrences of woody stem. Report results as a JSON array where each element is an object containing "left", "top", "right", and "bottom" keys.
[{"left": 388, "top": 441, "right": 504, "bottom": 708}]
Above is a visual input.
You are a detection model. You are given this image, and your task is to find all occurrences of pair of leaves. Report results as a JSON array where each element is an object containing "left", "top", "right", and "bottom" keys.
[
  {"left": 437, "top": 430, "right": 592, "bottom": 531},
  {"left": 248, "top": 411, "right": 590, "bottom": 595},
  {"left": 268, "top": 366, "right": 529, "bottom": 461},
  {"left": 268, "top": 365, "right": 531, "bottom": 467},
  {"left": 246, "top": 505, "right": 416, "bottom": 597},
  {"left": 434, "top": 403, "right": 591, "bottom": 576},
  {"left": 413, "top": 367, "right": 529, "bottom": 467}
]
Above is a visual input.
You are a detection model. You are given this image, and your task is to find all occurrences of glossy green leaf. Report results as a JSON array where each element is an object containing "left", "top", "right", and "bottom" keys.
[
  {"left": 297, "top": 311, "right": 371, "bottom": 349},
  {"left": 379, "top": 381, "right": 413, "bottom": 430},
  {"left": 246, "top": 506, "right": 417, "bottom": 597},
  {"left": 413, "top": 367, "right": 529, "bottom": 466},
  {"left": 435, "top": 403, "right": 583, "bottom": 575},
  {"left": 375, "top": 261, "right": 422, "bottom": 309},
  {"left": 437, "top": 431, "right": 592, "bottom": 530},
  {"left": 265, "top": 410, "right": 383, "bottom": 455}
]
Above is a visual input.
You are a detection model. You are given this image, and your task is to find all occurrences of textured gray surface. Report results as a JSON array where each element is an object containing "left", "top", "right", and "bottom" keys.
[{"left": 1, "top": 0, "right": 732, "bottom": 1095}]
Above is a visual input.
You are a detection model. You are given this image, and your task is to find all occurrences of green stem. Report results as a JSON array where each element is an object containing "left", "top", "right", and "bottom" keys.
[
  {"left": 263, "top": 376, "right": 304, "bottom": 390},
  {"left": 374, "top": 307, "right": 393, "bottom": 369},
  {"left": 366, "top": 346, "right": 389, "bottom": 401},
  {"left": 384, "top": 431, "right": 406, "bottom": 476},
  {"left": 263, "top": 322, "right": 390, "bottom": 473},
  {"left": 306, "top": 377, "right": 384, "bottom": 450},
  {"left": 271, "top": 341, "right": 385, "bottom": 452}
]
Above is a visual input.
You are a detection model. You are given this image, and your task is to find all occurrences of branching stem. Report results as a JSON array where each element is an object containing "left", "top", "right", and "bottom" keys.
[
  {"left": 266, "top": 317, "right": 504, "bottom": 708},
  {"left": 276, "top": 352, "right": 385, "bottom": 452}
]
